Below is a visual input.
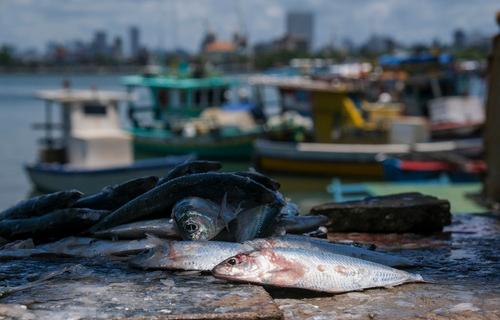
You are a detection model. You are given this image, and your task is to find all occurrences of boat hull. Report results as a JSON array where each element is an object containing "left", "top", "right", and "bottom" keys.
[
  {"left": 131, "top": 132, "right": 256, "bottom": 160},
  {"left": 25, "top": 155, "right": 192, "bottom": 194},
  {"left": 253, "top": 139, "right": 483, "bottom": 178}
]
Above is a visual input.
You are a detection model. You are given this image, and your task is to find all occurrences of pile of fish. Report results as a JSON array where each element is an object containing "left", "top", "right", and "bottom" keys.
[{"left": 0, "top": 160, "right": 424, "bottom": 294}]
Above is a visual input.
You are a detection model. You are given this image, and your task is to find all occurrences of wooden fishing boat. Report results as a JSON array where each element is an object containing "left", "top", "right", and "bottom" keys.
[
  {"left": 122, "top": 74, "right": 263, "bottom": 160},
  {"left": 254, "top": 138, "right": 482, "bottom": 178},
  {"left": 26, "top": 88, "right": 193, "bottom": 193}
]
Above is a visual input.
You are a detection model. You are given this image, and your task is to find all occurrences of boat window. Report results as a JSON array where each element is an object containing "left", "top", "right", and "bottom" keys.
[
  {"left": 170, "top": 90, "right": 180, "bottom": 109},
  {"left": 83, "top": 104, "right": 107, "bottom": 116},
  {"left": 207, "top": 88, "right": 215, "bottom": 106},
  {"left": 157, "top": 89, "right": 169, "bottom": 108},
  {"left": 194, "top": 89, "right": 203, "bottom": 107}
]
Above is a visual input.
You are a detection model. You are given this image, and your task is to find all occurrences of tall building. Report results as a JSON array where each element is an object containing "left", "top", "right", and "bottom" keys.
[
  {"left": 129, "top": 26, "right": 140, "bottom": 58},
  {"left": 92, "top": 30, "right": 108, "bottom": 56},
  {"left": 286, "top": 11, "right": 314, "bottom": 52},
  {"left": 453, "top": 29, "right": 466, "bottom": 49}
]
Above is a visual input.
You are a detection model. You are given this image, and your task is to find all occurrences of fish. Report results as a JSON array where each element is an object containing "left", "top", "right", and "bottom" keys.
[
  {"left": 212, "top": 247, "right": 424, "bottom": 293},
  {"left": 0, "top": 208, "right": 109, "bottom": 240},
  {"left": 92, "top": 218, "right": 180, "bottom": 240},
  {"left": 0, "top": 190, "right": 83, "bottom": 220},
  {"left": 157, "top": 160, "right": 222, "bottom": 185},
  {"left": 231, "top": 203, "right": 283, "bottom": 242},
  {"left": 0, "top": 237, "right": 158, "bottom": 260},
  {"left": 232, "top": 171, "right": 281, "bottom": 191},
  {"left": 245, "top": 235, "right": 414, "bottom": 268},
  {"left": 0, "top": 238, "right": 35, "bottom": 250},
  {"left": 90, "top": 172, "right": 284, "bottom": 232},
  {"left": 279, "top": 200, "right": 300, "bottom": 217},
  {"left": 172, "top": 197, "right": 233, "bottom": 240},
  {"left": 278, "top": 215, "right": 330, "bottom": 234},
  {"left": 129, "top": 238, "right": 253, "bottom": 271},
  {"left": 73, "top": 176, "right": 158, "bottom": 211}
]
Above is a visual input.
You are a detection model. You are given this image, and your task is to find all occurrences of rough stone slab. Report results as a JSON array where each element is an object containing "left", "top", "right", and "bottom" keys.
[
  {"left": 0, "top": 258, "right": 282, "bottom": 320},
  {"left": 310, "top": 192, "right": 451, "bottom": 233}
]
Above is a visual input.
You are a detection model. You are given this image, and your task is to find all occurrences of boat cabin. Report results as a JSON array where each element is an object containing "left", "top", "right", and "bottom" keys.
[
  {"left": 35, "top": 89, "right": 132, "bottom": 168},
  {"left": 122, "top": 75, "right": 236, "bottom": 129}
]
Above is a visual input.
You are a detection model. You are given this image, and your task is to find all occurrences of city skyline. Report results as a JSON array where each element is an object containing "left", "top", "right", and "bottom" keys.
[{"left": 0, "top": 0, "right": 498, "bottom": 53}]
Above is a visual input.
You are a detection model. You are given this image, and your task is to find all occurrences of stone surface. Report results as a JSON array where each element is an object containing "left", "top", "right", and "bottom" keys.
[
  {"left": 0, "top": 214, "right": 498, "bottom": 320},
  {"left": 310, "top": 192, "right": 451, "bottom": 233},
  {"left": 0, "top": 258, "right": 282, "bottom": 320}
]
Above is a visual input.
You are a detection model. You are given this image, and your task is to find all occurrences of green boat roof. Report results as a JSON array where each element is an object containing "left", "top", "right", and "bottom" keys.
[{"left": 121, "top": 75, "right": 236, "bottom": 89}]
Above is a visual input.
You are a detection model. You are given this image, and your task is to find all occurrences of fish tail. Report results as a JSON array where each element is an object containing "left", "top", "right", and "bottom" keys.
[{"left": 410, "top": 273, "right": 427, "bottom": 283}]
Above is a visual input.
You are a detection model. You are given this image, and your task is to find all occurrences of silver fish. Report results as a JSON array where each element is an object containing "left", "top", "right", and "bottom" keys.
[
  {"left": 92, "top": 218, "right": 180, "bottom": 240},
  {"left": 173, "top": 196, "right": 235, "bottom": 241},
  {"left": 278, "top": 215, "right": 330, "bottom": 234},
  {"left": 129, "top": 238, "right": 253, "bottom": 271},
  {"left": 0, "top": 237, "right": 157, "bottom": 260},
  {"left": 246, "top": 235, "right": 414, "bottom": 267},
  {"left": 212, "top": 247, "right": 424, "bottom": 293}
]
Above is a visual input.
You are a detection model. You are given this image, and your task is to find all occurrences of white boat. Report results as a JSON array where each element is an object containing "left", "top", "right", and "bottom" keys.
[{"left": 25, "top": 88, "right": 192, "bottom": 193}]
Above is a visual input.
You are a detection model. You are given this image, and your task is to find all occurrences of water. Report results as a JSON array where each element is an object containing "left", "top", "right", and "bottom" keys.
[{"left": 0, "top": 73, "right": 331, "bottom": 211}]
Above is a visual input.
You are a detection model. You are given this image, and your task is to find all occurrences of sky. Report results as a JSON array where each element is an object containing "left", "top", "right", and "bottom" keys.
[{"left": 0, "top": 0, "right": 498, "bottom": 53}]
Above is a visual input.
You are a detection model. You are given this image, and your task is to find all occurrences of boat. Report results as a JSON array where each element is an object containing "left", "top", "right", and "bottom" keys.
[
  {"left": 251, "top": 75, "right": 483, "bottom": 178},
  {"left": 25, "top": 88, "right": 193, "bottom": 193},
  {"left": 254, "top": 138, "right": 482, "bottom": 178},
  {"left": 381, "top": 157, "right": 485, "bottom": 182},
  {"left": 122, "top": 73, "right": 264, "bottom": 160}
]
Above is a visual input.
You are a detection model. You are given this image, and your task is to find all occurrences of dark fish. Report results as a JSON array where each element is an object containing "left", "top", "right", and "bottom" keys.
[
  {"left": 90, "top": 172, "right": 284, "bottom": 231},
  {"left": 231, "top": 203, "right": 283, "bottom": 242},
  {"left": 0, "top": 208, "right": 109, "bottom": 240},
  {"left": 279, "top": 200, "right": 300, "bottom": 217},
  {"left": 232, "top": 171, "right": 280, "bottom": 191},
  {"left": 278, "top": 215, "right": 330, "bottom": 234},
  {"left": 212, "top": 247, "right": 424, "bottom": 293},
  {"left": 0, "top": 190, "right": 83, "bottom": 220},
  {"left": 129, "top": 237, "right": 253, "bottom": 271},
  {"left": 73, "top": 176, "right": 158, "bottom": 210},
  {"left": 92, "top": 218, "right": 179, "bottom": 240},
  {"left": 0, "top": 238, "right": 35, "bottom": 250},
  {"left": 157, "top": 160, "right": 222, "bottom": 185},
  {"left": 173, "top": 197, "right": 232, "bottom": 241}
]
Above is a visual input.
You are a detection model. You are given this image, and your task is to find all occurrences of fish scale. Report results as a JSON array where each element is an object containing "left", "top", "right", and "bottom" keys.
[
  {"left": 290, "top": 248, "right": 415, "bottom": 292},
  {"left": 212, "top": 247, "right": 423, "bottom": 293}
]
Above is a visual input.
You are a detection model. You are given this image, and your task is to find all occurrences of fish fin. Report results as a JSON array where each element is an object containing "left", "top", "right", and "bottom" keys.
[
  {"left": 219, "top": 193, "right": 236, "bottom": 231},
  {"left": 145, "top": 233, "right": 164, "bottom": 247}
]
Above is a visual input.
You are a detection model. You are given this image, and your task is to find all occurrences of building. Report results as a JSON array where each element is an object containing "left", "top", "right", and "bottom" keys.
[
  {"left": 92, "top": 30, "right": 108, "bottom": 56},
  {"left": 453, "top": 29, "right": 466, "bottom": 49},
  {"left": 286, "top": 11, "right": 314, "bottom": 52},
  {"left": 129, "top": 26, "right": 140, "bottom": 59},
  {"left": 112, "top": 36, "right": 123, "bottom": 61}
]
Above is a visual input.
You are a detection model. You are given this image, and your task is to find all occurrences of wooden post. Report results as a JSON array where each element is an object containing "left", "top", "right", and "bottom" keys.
[{"left": 484, "top": 12, "right": 500, "bottom": 203}]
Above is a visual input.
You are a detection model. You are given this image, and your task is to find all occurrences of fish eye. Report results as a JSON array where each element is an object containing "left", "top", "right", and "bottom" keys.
[
  {"left": 227, "top": 258, "right": 237, "bottom": 265},
  {"left": 186, "top": 223, "right": 198, "bottom": 232}
]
